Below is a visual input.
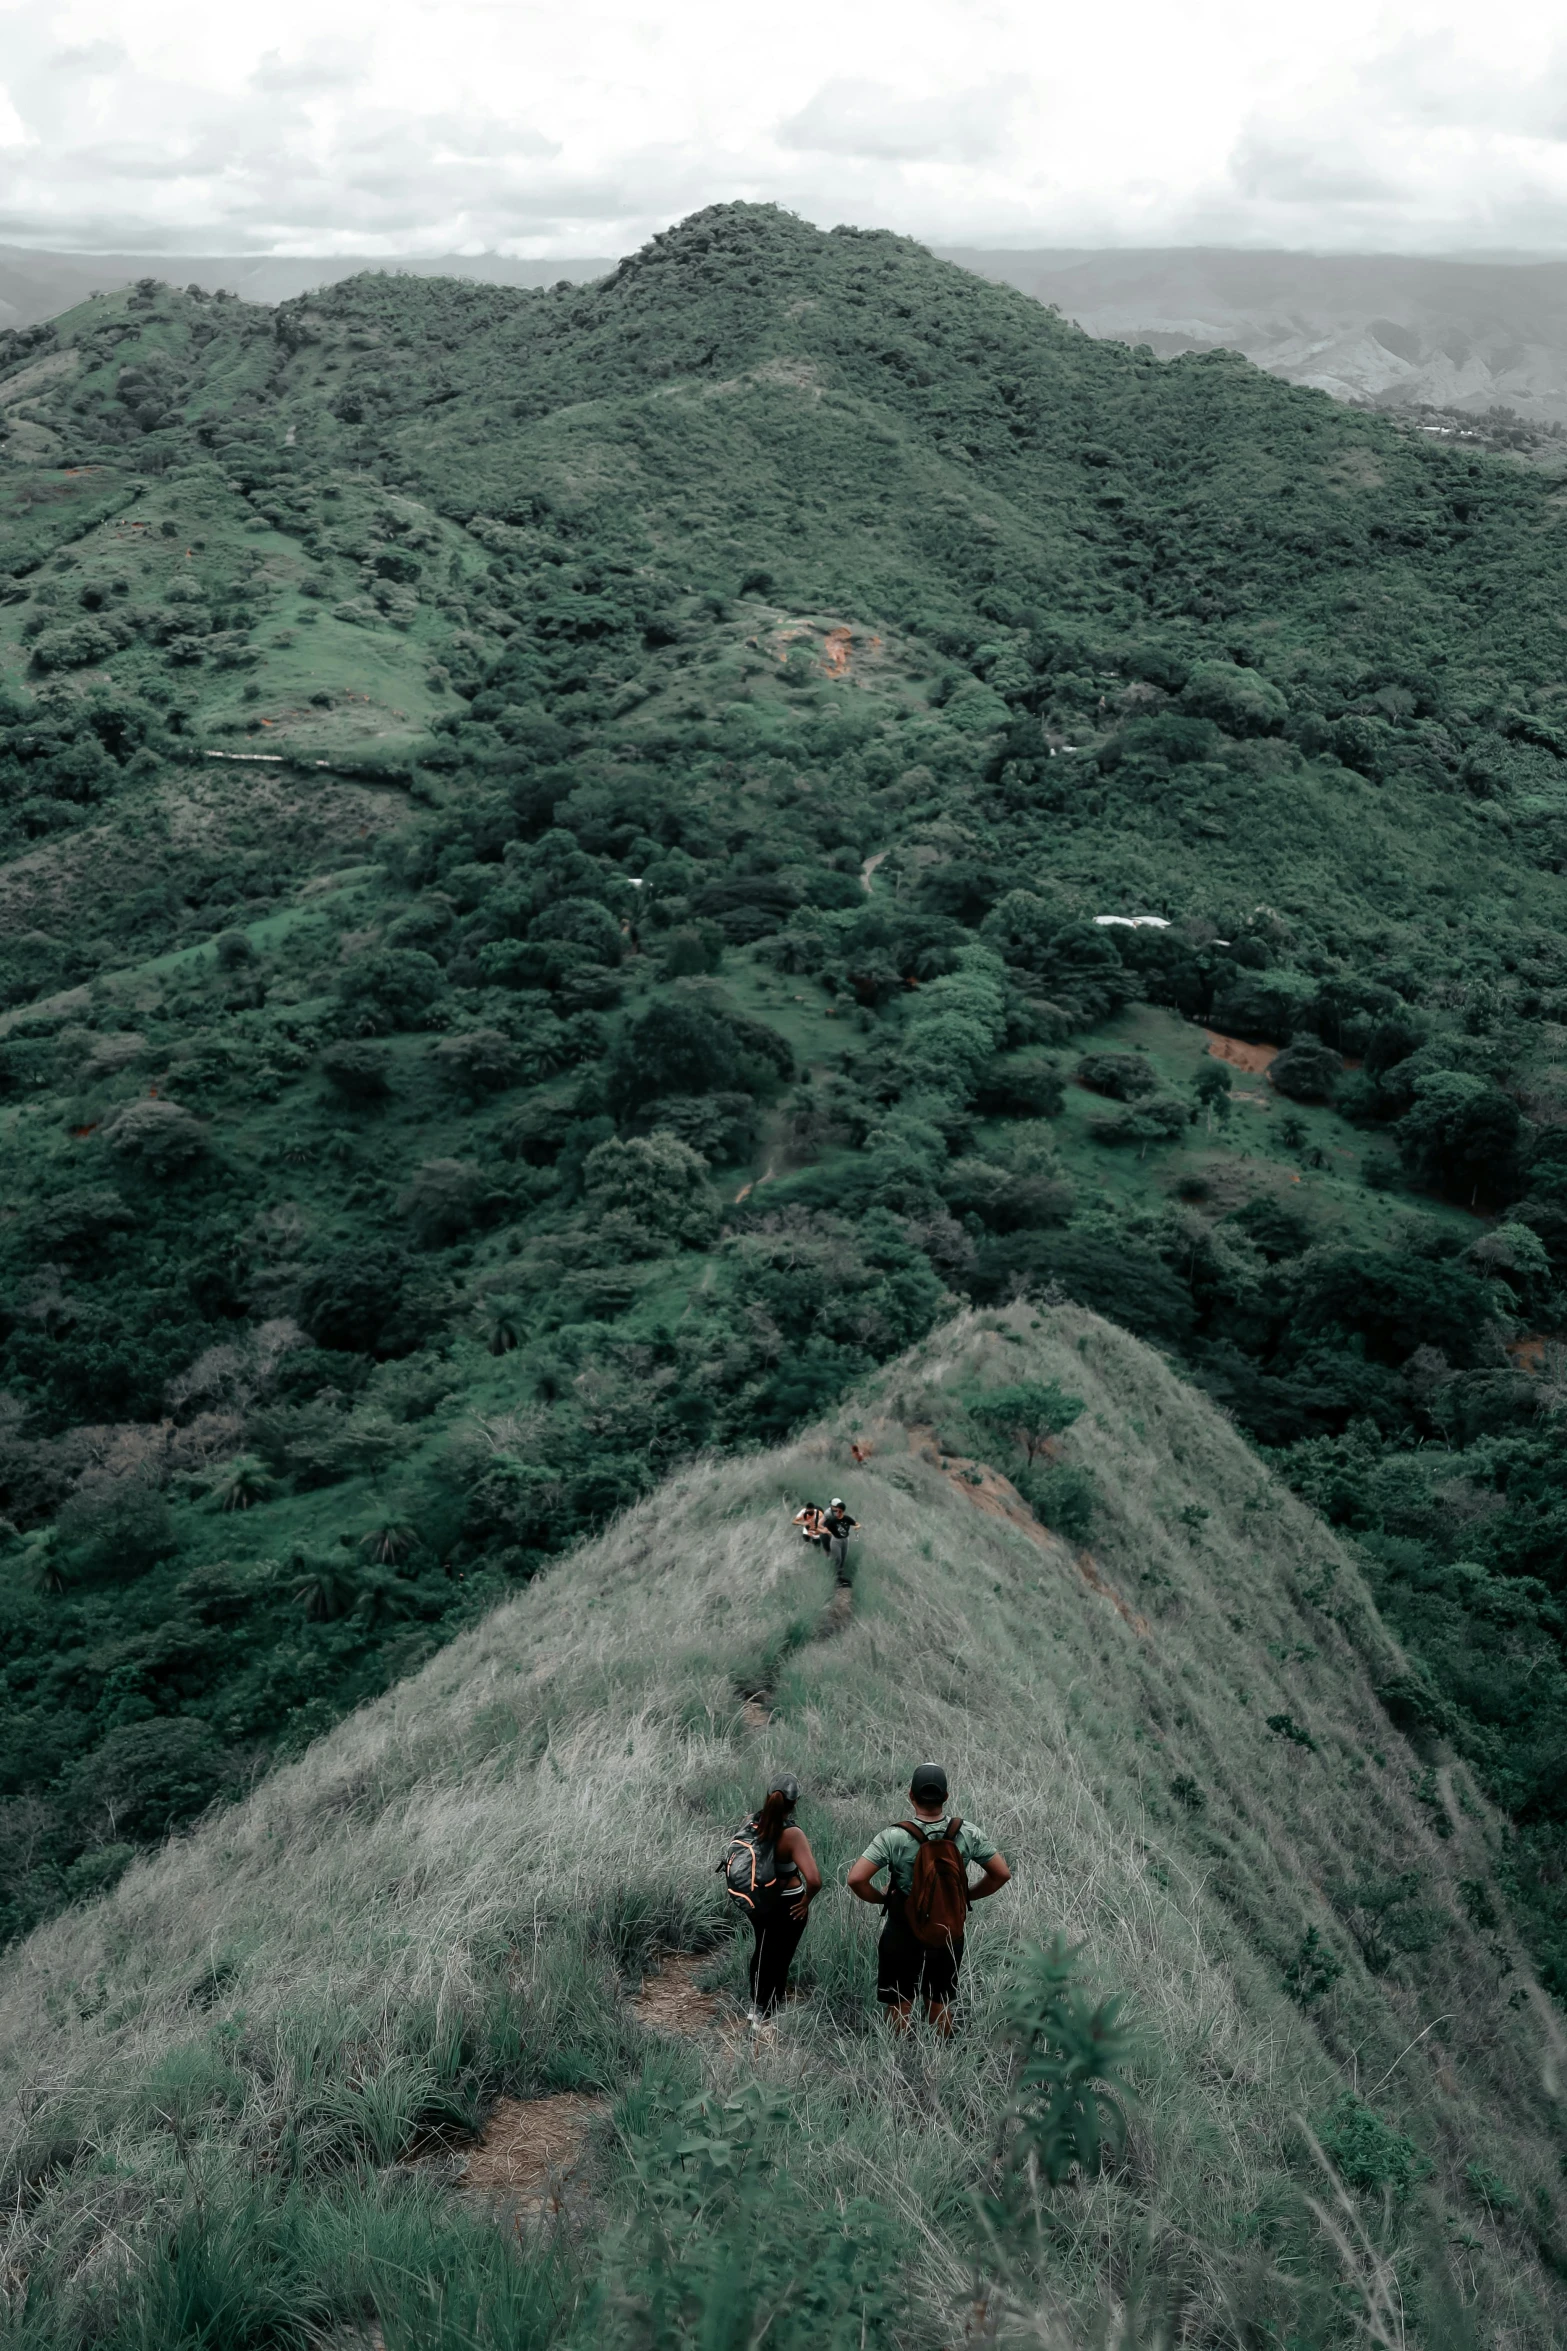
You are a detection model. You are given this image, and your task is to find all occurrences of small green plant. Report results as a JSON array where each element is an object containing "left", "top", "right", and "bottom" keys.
[
  {"left": 1465, "top": 2160, "right": 1518, "bottom": 2215},
  {"left": 1313, "top": 2092, "right": 1429, "bottom": 2201},
  {"left": 1329, "top": 1870, "right": 1446, "bottom": 1975},
  {"left": 1283, "top": 1926, "right": 1343, "bottom": 2005},
  {"left": 1001, "top": 1935, "right": 1136, "bottom": 2187},
  {"left": 1266, "top": 1712, "right": 1317, "bottom": 1752},
  {"left": 1458, "top": 1878, "right": 1500, "bottom": 1931},
  {"left": 1169, "top": 1774, "right": 1206, "bottom": 1812},
  {"left": 1413, "top": 1765, "right": 1452, "bottom": 1837},
  {"left": 1016, "top": 1462, "right": 1096, "bottom": 1543}
]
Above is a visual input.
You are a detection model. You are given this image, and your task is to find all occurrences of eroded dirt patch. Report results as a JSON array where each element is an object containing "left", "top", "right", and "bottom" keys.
[
  {"left": 633, "top": 1951, "right": 725, "bottom": 2035},
  {"left": 460, "top": 2092, "right": 606, "bottom": 2209},
  {"left": 1203, "top": 1029, "right": 1278, "bottom": 1077},
  {"left": 902, "top": 1423, "right": 1148, "bottom": 1636}
]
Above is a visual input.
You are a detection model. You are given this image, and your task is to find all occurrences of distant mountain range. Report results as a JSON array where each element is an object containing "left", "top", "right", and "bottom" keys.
[
  {"left": 5, "top": 239, "right": 1566, "bottom": 425},
  {"left": 941, "top": 248, "right": 1567, "bottom": 427},
  {"left": 0, "top": 246, "right": 615, "bottom": 328}
]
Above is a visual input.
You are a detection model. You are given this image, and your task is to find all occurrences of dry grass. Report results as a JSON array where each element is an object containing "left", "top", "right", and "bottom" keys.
[{"left": 0, "top": 1299, "right": 1561, "bottom": 2342}]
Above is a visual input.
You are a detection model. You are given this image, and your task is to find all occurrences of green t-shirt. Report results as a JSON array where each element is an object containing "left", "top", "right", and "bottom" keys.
[{"left": 859, "top": 1817, "right": 996, "bottom": 1897}]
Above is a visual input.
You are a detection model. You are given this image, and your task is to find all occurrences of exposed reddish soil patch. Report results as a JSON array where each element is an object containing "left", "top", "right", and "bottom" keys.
[
  {"left": 903, "top": 1425, "right": 1148, "bottom": 1636},
  {"left": 1510, "top": 1333, "right": 1549, "bottom": 1373},
  {"left": 1203, "top": 1030, "right": 1278, "bottom": 1076},
  {"left": 823, "top": 625, "right": 853, "bottom": 677},
  {"left": 461, "top": 2092, "right": 605, "bottom": 2208},
  {"left": 633, "top": 1951, "right": 725, "bottom": 2035}
]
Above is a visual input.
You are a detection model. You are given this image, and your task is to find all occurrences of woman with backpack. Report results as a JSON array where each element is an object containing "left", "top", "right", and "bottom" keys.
[{"left": 720, "top": 1775, "right": 823, "bottom": 2023}]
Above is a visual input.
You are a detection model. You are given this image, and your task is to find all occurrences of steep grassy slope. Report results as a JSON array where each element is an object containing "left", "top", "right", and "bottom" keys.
[
  {"left": 1, "top": 1303, "right": 1561, "bottom": 2346},
  {"left": 3, "top": 203, "right": 1567, "bottom": 1997}
]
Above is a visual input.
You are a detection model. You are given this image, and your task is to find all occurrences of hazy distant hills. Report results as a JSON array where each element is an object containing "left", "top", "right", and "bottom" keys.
[
  {"left": 8, "top": 236, "right": 1564, "bottom": 426},
  {"left": 0, "top": 244, "right": 614, "bottom": 329},
  {"left": 940, "top": 247, "right": 1567, "bottom": 426}
]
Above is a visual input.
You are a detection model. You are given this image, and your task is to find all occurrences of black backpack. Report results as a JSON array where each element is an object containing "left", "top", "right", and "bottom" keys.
[{"left": 718, "top": 1816, "right": 787, "bottom": 1915}]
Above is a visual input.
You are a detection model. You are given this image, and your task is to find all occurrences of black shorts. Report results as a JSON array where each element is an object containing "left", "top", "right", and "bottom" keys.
[{"left": 877, "top": 1900, "right": 963, "bottom": 2007}]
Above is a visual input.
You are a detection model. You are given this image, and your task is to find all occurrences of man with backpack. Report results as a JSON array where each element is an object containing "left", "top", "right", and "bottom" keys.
[{"left": 846, "top": 1763, "right": 1010, "bottom": 2035}]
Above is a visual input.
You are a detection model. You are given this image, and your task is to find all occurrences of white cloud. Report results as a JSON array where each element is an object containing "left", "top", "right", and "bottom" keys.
[
  {"left": 250, "top": 44, "right": 370, "bottom": 98},
  {"left": 778, "top": 79, "right": 1018, "bottom": 165},
  {"left": 0, "top": 0, "right": 1563, "bottom": 256}
]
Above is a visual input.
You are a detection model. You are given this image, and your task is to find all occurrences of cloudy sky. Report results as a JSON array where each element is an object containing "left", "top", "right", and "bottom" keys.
[{"left": 2, "top": 0, "right": 1566, "bottom": 257}]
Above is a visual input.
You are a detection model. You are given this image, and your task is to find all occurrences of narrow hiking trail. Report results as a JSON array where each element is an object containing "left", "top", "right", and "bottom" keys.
[
  {"left": 460, "top": 2092, "right": 607, "bottom": 2216},
  {"left": 458, "top": 1560, "right": 854, "bottom": 2220}
]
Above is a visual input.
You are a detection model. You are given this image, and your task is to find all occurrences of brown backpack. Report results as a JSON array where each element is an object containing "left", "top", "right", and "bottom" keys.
[{"left": 898, "top": 1817, "right": 970, "bottom": 1949}]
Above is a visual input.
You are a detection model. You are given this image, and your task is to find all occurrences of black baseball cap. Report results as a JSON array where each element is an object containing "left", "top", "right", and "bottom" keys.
[
  {"left": 909, "top": 1763, "right": 948, "bottom": 1803},
  {"left": 770, "top": 1775, "right": 800, "bottom": 1806}
]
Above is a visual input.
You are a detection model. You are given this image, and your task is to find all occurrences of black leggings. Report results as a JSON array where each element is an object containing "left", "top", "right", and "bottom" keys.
[{"left": 748, "top": 1906, "right": 807, "bottom": 2014}]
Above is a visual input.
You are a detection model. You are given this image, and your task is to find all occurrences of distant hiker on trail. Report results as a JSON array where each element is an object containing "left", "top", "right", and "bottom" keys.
[
  {"left": 791, "top": 1502, "right": 826, "bottom": 1545},
  {"left": 719, "top": 1775, "right": 823, "bottom": 2024},
  {"left": 847, "top": 1763, "right": 1010, "bottom": 2036},
  {"left": 819, "top": 1497, "right": 857, "bottom": 1579}
]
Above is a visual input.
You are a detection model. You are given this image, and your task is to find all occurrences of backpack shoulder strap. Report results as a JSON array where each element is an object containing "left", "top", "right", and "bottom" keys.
[
  {"left": 896, "top": 1819, "right": 928, "bottom": 1842},
  {"left": 947, "top": 1815, "right": 963, "bottom": 1840}
]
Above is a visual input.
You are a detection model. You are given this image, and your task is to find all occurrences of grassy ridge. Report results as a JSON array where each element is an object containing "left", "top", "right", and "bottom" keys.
[{"left": 2, "top": 1303, "right": 1561, "bottom": 2344}]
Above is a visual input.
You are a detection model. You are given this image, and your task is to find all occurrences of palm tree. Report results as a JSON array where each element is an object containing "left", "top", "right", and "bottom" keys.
[
  {"left": 355, "top": 1570, "right": 415, "bottom": 1631},
  {"left": 359, "top": 1519, "right": 416, "bottom": 1567},
  {"left": 219, "top": 1457, "right": 273, "bottom": 1513},
  {"left": 25, "top": 1531, "right": 69, "bottom": 1596},
  {"left": 290, "top": 1551, "right": 360, "bottom": 1623}
]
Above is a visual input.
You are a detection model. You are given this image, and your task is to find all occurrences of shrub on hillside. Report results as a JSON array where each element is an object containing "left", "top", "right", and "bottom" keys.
[
  {"left": 1016, "top": 1461, "right": 1096, "bottom": 1543},
  {"left": 970, "top": 1379, "right": 1085, "bottom": 1463},
  {"left": 1312, "top": 2092, "right": 1429, "bottom": 2200},
  {"left": 102, "top": 1096, "right": 206, "bottom": 1173},
  {"left": 337, "top": 946, "right": 446, "bottom": 1034},
  {"left": 321, "top": 1039, "right": 393, "bottom": 1103},
  {"left": 1179, "top": 660, "right": 1288, "bottom": 735},
  {"left": 435, "top": 1028, "right": 523, "bottom": 1095},
  {"left": 1089, "top": 1094, "right": 1189, "bottom": 1148},
  {"left": 55, "top": 1471, "right": 174, "bottom": 1578},
  {"left": 582, "top": 1132, "right": 719, "bottom": 1253},
  {"left": 1270, "top": 1039, "right": 1342, "bottom": 1102},
  {"left": 1394, "top": 1071, "right": 1529, "bottom": 1207},
  {"left": 399, "top": 1158, "right": 486, "bottom": 1246},
  {"left": 973, "top": 1051, "right": 1064, "bottom": 1119},
  {"left": 1076, "top": 1051, "right": 1158, "bottom": 1101},
  {"left": 61, "top": 1717, "right": 228, "bottom": 1840},
  {"left": 605, "top": 995, "right": 792, "bottom": 1116}
]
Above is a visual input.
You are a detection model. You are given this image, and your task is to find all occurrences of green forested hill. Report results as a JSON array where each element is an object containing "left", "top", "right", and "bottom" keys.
[{"left": 2, "top": 205, "right": 1567, "bottom": 1999}]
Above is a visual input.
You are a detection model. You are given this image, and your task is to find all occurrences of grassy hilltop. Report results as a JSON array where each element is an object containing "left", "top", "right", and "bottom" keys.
[
  {"left": 1, "top": 203, "right": 1567, "bottom": 2029},
  {"left": 3, "top": 1303, "right": 1563, "bottom": 2346}
]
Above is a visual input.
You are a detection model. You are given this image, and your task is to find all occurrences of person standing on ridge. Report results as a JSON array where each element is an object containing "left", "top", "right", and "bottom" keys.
[
  {"left": 846, "top": 1763, "right": 1010, "bottom": 2035},
  {"left": 819, "top": 1496, "right": 857, "bottom": 1580},
  {"left": 719, "top": 1775, "right": 823, "bottom": 2023}
]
